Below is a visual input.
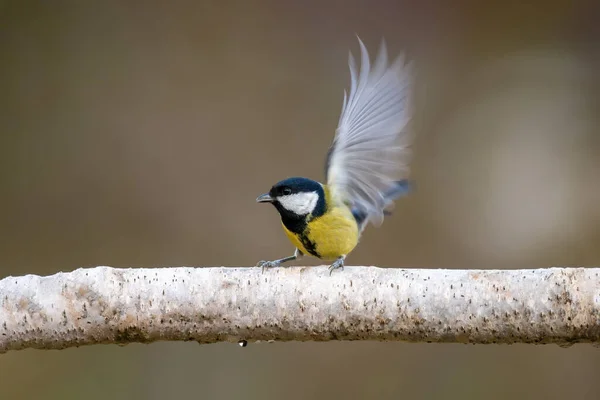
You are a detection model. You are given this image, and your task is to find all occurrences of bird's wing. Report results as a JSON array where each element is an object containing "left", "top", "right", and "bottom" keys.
[{"left": 325, "top": 37, "right": 413, "bottom": 226}]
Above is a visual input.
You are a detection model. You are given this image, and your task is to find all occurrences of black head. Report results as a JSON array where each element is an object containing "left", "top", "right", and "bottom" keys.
[{"left": 256, "top": 177, "right": 326, "bottom": 220}]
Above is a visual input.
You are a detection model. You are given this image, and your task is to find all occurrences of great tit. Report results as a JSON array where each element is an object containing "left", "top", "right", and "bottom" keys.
[{"left": 256, "top": 38, "right": 413, "bottom": 274}]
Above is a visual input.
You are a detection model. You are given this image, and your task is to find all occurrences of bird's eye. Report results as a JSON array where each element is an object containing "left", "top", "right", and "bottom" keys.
[{"left": 282, "top": 188, "right": 292, "bottom": 195}]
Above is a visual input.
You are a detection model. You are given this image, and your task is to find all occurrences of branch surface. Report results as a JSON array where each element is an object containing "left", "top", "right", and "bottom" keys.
[{"left": 1, "top": 266, "right": 599, "bottom": 353}]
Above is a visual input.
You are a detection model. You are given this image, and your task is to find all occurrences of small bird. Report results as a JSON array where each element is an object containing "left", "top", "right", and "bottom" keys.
[{"left": 256, "top": 38, "right": 413, "bottom": 274}]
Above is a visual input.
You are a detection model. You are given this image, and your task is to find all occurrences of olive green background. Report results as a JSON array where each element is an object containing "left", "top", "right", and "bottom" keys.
[{"left": 1, "top": 1, "right": 599, "bottom": 399}]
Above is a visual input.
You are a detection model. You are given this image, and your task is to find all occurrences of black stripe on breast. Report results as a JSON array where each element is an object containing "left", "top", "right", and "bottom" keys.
[{"left": 299, "top": 231, "right": 320, "bottom": 258}]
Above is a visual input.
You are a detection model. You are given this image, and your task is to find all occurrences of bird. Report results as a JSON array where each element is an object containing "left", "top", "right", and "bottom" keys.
[{"left": 256, "top": 37, "right": 413, "bottom": 275}]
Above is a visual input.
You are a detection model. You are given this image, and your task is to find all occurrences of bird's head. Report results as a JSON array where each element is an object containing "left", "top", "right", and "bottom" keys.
[{"left": 256, "top": 177, "right": 326, "bottom": 218}]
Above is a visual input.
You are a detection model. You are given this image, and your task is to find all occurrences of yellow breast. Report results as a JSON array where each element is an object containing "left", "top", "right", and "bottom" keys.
[{"left": 282, "top": 204, "right": 359, "bottom": 261}]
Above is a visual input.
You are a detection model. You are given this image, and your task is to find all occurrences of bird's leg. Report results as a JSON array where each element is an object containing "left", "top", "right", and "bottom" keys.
[
  {"left": 257, "top": 248, "right": 303, "bottom": 273},
  {"left": 328, "top": 255, "right": 346, "bottom": 275}
]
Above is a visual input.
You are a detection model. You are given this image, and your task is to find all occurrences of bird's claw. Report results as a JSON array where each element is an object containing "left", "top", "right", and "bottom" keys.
[
  {"left": 256, "top": 260, "right": 280, "bottom": 273},
  {"left": 328, "top": 259, "right": 345, "bottom": 276}
]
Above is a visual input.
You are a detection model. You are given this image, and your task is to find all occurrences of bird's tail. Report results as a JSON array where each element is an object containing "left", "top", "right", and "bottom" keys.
[
  {"left": 352, "top": 179, "right": 413, "bottom": 228},
  {"left": 382, "top": 179, "right": 413, "bottom": 215}
]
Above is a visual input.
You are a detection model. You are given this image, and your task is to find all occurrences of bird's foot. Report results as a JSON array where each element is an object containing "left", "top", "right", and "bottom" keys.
[
  {"left": 256, "top": 260, "right": 281, "bottom": 273},
  {"left": 328, "top": 256, "right": 346, "bottom": 276},
  {"left": 256, "top": 252, "right": 299, "bottom": 273}
]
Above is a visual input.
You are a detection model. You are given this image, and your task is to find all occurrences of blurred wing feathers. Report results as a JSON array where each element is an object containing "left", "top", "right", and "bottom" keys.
[{"left": 326, "top": 37, "right": 413, "bottom": 226}]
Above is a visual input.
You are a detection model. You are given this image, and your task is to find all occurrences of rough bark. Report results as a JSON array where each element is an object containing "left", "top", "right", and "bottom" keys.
[{"left": 1, "top": 266, "right": 599, "bottom": 353}]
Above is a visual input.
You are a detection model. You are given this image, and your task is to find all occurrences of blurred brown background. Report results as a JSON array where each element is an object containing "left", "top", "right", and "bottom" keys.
[{"left": 1, "top": 1, "right": 599, "bottom": 399}]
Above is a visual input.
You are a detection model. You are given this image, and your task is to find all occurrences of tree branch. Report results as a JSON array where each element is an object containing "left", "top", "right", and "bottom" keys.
[{"left": 1, "top": 266, "right": 599, "bottom": 352}]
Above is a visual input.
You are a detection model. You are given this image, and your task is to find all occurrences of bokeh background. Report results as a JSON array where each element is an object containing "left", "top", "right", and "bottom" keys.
[{"left": 1, "top": 1, "right": 599, "bottom": 399}]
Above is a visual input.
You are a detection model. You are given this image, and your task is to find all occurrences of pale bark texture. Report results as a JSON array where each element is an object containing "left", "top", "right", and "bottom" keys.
[{"left": 1, "top": 266, "right": 599, "bottom": 353}]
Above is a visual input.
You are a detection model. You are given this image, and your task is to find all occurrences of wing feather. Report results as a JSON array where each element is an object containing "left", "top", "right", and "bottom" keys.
[{"left": 326, "top": 37, "right": 413, "bottom": 226}]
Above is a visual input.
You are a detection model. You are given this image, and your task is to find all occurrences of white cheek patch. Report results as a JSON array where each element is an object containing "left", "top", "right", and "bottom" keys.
[{"left": 278, "top": 192, "right": 319, "bottom": 215}]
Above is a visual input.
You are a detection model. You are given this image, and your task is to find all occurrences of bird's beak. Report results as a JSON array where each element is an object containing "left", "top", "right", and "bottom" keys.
[{"left": 256, "top": 193, "right": 274, "bottom": 203}]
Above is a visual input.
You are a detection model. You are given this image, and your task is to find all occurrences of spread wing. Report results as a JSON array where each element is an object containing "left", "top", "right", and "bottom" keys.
[{"left": 326, "top": 37, "right": 413, "bottom": 226}]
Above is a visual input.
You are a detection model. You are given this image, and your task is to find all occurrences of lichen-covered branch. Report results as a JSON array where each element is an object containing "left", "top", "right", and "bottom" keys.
[{"left": 1, "top": 266, "right": 599, "bottom": 353}]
